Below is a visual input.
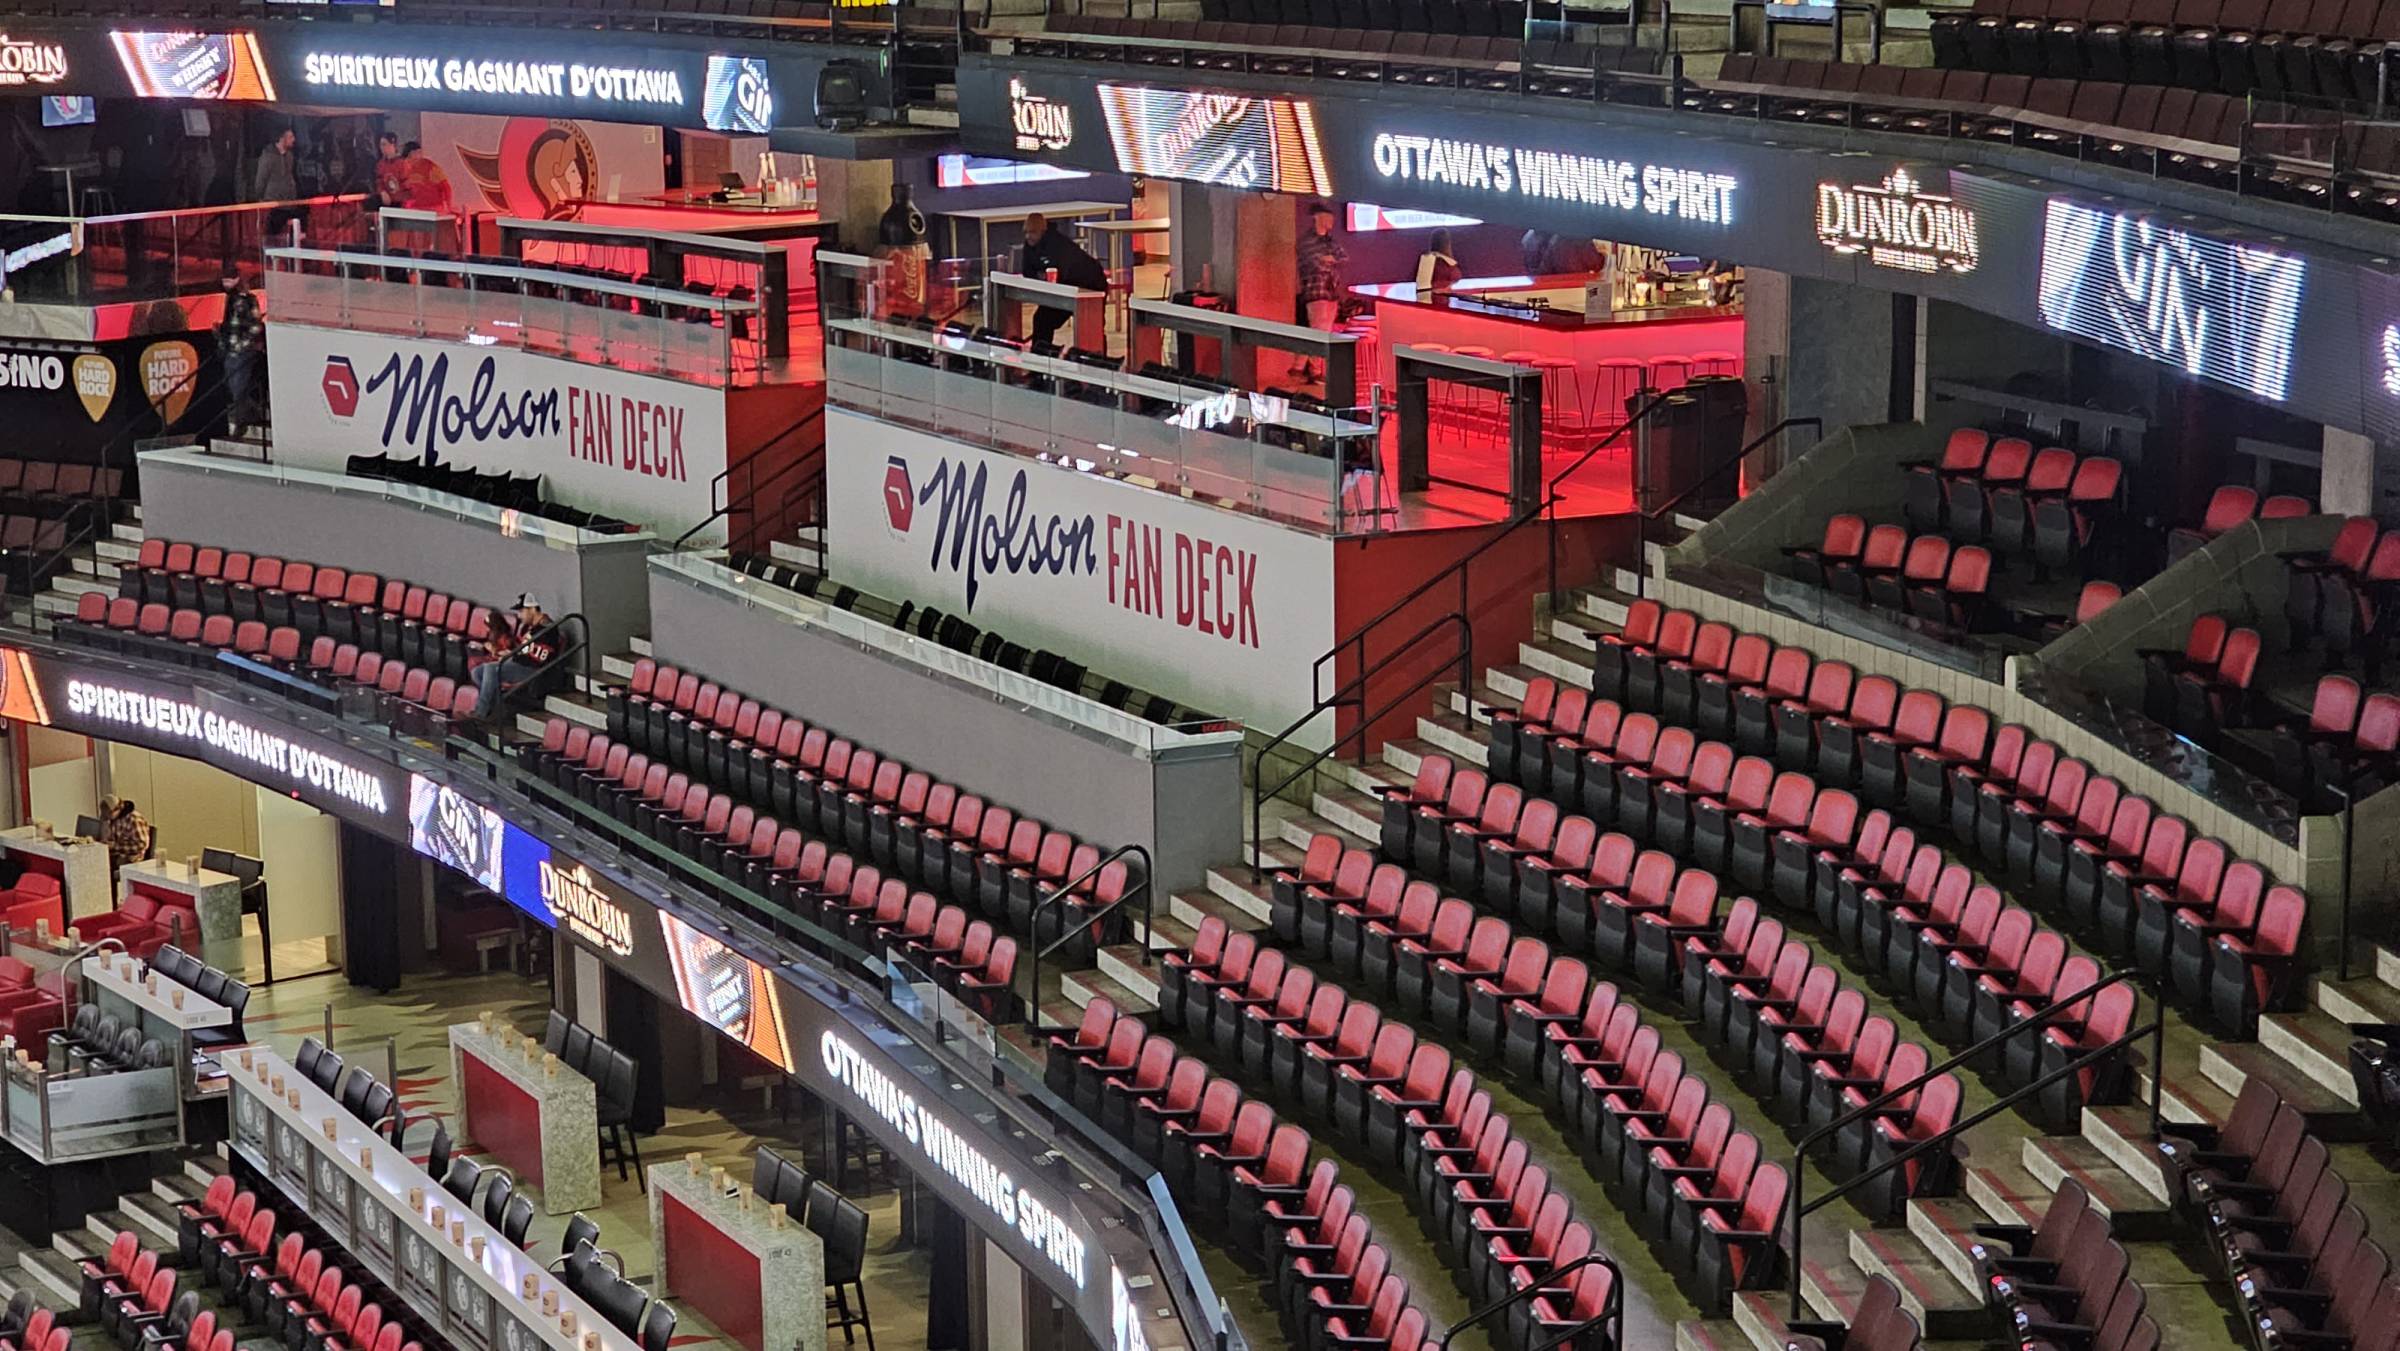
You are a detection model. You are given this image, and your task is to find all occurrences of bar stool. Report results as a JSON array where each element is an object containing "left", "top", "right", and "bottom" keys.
[
  {"left": 1511, "top": 353, "right": 1588, "bottom": 451},
  {"left": 1452, "top": 345, "right": 1499, "bottom": 446},
  {"left": 1597, "top": 357, "right": 1649, "bottom": 432},
  {"left": 1649, "top": 354, "right": 1692, "bottom": 392},
  {"left": 1694, "top": 350, "right": 1740, "bottom": 378}
]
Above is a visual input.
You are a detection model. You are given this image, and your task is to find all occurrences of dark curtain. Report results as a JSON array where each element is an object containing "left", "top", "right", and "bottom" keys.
[{"left": 338, "top": 822, "right": 401, "bottom": 992}]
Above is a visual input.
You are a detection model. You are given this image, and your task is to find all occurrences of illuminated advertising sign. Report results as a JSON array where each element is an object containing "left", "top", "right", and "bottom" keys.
[
  {"left": 1346, "top": 202, "right": 1481, "bottom": 232},
  {"left": 110, "top": 31, "right": 276, "bottom": 100},
  {"left": 1099, "top": 83, "right": 1331, "bottom": 195},
  {"left": 662, "top": 911, "right": 795, "bottom": 1070},
  {"left": 299, "top": 51, "right": 686, "bottom": 109},
  {"left": 702, "top": 55, "right": 773, "bottom": 133},
  {"left": 0, "top": 36, "right": 67, "bottom": 88},
  {"left": 935, "top": 154, "right": 1087, "bottom": 189},
  {"left": 1369, "top": 131, "right": 1738, "bottom": 225},
  {"left": 1009, "top": 76, "right": 1076, "bottom": 153},
  {"left": 2037, "top": 199, "right": 2305, "bottom": 403},
  {"left": 1815, "top": 168, "right": 1979, "bottom": 276},
  {"left": 407, "top": 774, "right": 505, "bottom": 890}
]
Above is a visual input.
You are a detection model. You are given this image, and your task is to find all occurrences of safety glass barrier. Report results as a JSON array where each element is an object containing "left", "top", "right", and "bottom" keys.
[
  {"left": 0, "top": 199, "right": 371, "bottom": 306},
  {"left": 820, "top": 249, "right": 1382, "bottom": 534},
  {"left": 2245, "top": 99, "right": 2353, "bottom": 175},
  {"left": 0, "top": 1059, "right": 181, "bottom": 1162},
  {"left": 1677, "top": 558, "right": 2011, "bottom": 683},
  {"left": 651, "top": 550, "right": 1246, "bottom": 754},
  {"left": 142, "top": 447, "right": 657, "bottom": 546},
  {"left": 2014, "top": 666, "right": 2303, "bottom": 845},
  {"left": 265, "top": 247, "right": 755, "bottom": 389}
]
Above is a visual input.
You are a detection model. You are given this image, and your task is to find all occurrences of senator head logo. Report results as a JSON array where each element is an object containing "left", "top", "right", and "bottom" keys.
[
  {"left": 882, "top": 456, "right": 914, "bottom": 537},
  {"left": 320, "top": 355, "right": 360, "bottom": 419}
]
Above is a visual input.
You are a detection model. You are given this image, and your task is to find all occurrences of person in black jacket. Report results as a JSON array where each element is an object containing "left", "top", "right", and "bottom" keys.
[{"left": 1019, "top": 213, "right": 1109, "bottom": 346}]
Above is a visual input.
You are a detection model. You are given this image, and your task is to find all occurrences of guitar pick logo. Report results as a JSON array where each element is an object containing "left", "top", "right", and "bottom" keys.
[
  {"left": 71, "top": 353, "right": 112, "bottom": 423},
  {"left": 138, "top": 340, "right": 197, "bottom": 422}
]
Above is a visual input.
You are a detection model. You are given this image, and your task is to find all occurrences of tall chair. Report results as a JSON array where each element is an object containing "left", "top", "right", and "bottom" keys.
[
  {"left": 595, "top": 1051, "right": 645, "bottom": 1187},
  {"left": 810, "top": 1187, "right": 876, "bottom": 1350}
]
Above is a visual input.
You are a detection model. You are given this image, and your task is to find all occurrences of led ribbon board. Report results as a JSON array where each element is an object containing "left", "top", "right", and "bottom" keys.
[
  {"left": 1099, "top": 84, "right": 1332, "bottom": 195},
  {"left": 2036, "top": 198, "right": 2305, "bottom": 403}
]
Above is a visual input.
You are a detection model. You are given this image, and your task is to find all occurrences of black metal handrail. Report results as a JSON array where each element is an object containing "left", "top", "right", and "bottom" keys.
[
  {"left": 1783, "top": 967, "right": 2162, "bottom": 1321},
  {"left": 670, "top": 406, "right": 826, "bottom": 552},
  {"left": 1246, "top": 390, "right": 1677, "bottom": 875},
  {"left": 1022, "top": 842, "right": 1153, "bottom": 1033},
  {"left": 1630, "top": 415, "right": 1822, "bottom": 600},
  {"left": 1431, "top": 1250, "right": 1623, "bottom": 1351},
  {"left": 19, "top": 362, "right": 226, "bottom": 598},
  {"left": 509, "top": 611, "right": 594, "bottom": 700}
]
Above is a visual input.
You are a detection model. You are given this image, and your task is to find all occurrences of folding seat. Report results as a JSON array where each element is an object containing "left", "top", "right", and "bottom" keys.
[
  {"left": 1496, "top": 956, "right": 1589, "bottom": 1078},
  {"left": 1578, "top": 845, "right": 1677, "bottom": 972},
  {"left": 1625, "top": 609, "right": 1699, "bottom": 714},
  {"left": 2166, "top": 484, "right": 2259, "bottom": 563},
  {"left": 1661, "top": 1120, "right": 1761, "bottom": 1257},
  {"left": 1206, "top": 948, "right": 1288, "bottom": 1061},
  {"left": 1178, "top": 930, "right": 1260, "bottom": 1041},
  {"left": 2029, "top": 977, "right": 2134, "bottom": 1128},
  {"left": 1297, "top": 1003, "right": 1382, "bottom": 1121},
  {"left": 2208, "top": 884, "right": 2303, "bottom": 1035},
  {"left": 1362, "top": 1041, "right": 1453, "bottom": 1165},
  {"left": 1696, "top": 634, "right": 1774, "bottom": 742},
  {"left": 1187, "top": 1099, "right": 1276, "bottom": 1224},
  {"left": 1689, "top": 1158, "right": 1789, "bottom": 1310},
  {"left": 1932, "top": 0, "right": 1988, "bottom": 63},
  {"left": 1538, "top": 981, "right": 1626, "bottom": 1106},
  {"left": 2170, "top": 626, "right": 2259, "bottom": 737},
  {"left": 1947, "top": 436, "right": 2030, "bottom": 543},
  {"left": 1096, "top": 1033, "right": 1179, "bottom": 1141},
  {"left": 1269, "top": 834, "right": 1346, "bottom": 949},
  {"left": 1659, "top": 621, "right": 1736, "bottom": 729},
  {"left": 1817, "top": 675, "right": 1898, "bottom": 787},
  {"left": 1591, "top": 599, "right": 1665, "bottom": 703},
  {"left": 1449, "top": 935, "right": 1549, "bottom": 1058},
  {"left": 2158, "top": 855, "right": 2258, "bottom": 998},
  {"left": 1157, "top": 917, "right": 1231, "bottom": 1034},
  {"left": 1728, "top": 771, "right": 1815, "bottom": 898},
  {"left": 1830, "top": 525, "right": 1907, "bottom": 606},
  {"left": 1445, "top": 781, "right": 1525, "bottom": 896},
  {"left": 2176, "top": 0, "right": 2257, "bottom": 83},
  {"left": 1690, "top": 755, "right": 1776, "bottom": 879},
  {"left": 1654, "top": 742, "right": 1738, "bottom": 860},
  {"left": 1358, "top": 878, "right": 1441, "bottom": 995},
  {"left": 2129, "top": 835, "right": 2227, "bottom": 977},
  {"left": 2092, "top": 808, "right": 2187, "bottom": 957},
  {"left": 1510, "top": 814, "right": 1599, "bottom": 940},
  {"left": 1733, "top": 645, "right": 1813, "bottom": 758},
  {"left": 1285, "top": 1211, "right": 1378, "bottom": 1336},
  {"left": 1710, "top": 934, "right": 1809, "bottom": 1060},
  {"left": 2028, "top": 769, "right": 2120, "bottom": 907},
  {"left": 1903, "top": 429, "right": 1991, "bottom": 532},
  {"left": 1232, "top": 961, "right": 1319, "bottom": 1077},
  {"left": 1745, "top": 959, "right": 1839, "bottom": 1095},
  {"left": 1579, "top": 710, "right": 1655, "bottom": 826},
  {"left": 1858, "top": 851, "right": 1960, "bottom": 989},
  {"left": 165, "top": 609, "right": 203, "bottom": 645},
  {"left": 1771, "top": 788, "right": 1859, "bottom": 914},
  {"left": 2001, "top": 754, "right": 2091, "bottom": 889},
  {"left": 1776, "top": 661, "right": 1855, "bottom": 772},
  {"left": 1394, "top": 904, "right": 1484, "bottom": 1018},
  {"left": 1401, "top": 767, "right": 1486, "bottom": 880},
  {"left": 1972, "top": 1178, "right": 2089, "bottom": 1311},
  {"left": 1484, "top": 677, "right": 1557, "bottom": 788},
  {"left": 1397, "top": 1069, "right": 1483, "bottom": 1188},
  {"left": 1857, "top": 689, "right": 1944, "bottom": 812},
  {"left": 1615, "top": 724, "right": 1696, "bottom": 840},
  {"left": 1919, "top": 545, "right": 1991, "bottom": 632}
]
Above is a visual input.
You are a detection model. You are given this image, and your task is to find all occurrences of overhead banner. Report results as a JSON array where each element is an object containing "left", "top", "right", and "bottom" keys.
[
  {"left": 824, "top": 411, "right": 1337, "bottom": 739},
  {"left": 266, "top": 324, "right": 728, "bottom": 543}
]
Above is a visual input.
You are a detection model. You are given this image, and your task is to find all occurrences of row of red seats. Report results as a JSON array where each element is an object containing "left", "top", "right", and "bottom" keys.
[
  {"left": 1042, "top": 999, "right": 1443, "bottom": 1351},
  {"left": 1783, "top": 517, "right": 1993, "bottom": 630},
  {"left": 2163, "top": 1077, "right": 2392, "bottom": 1348},
  {"left": 1900, "top": 428, "right": 2123, "bottom": 571},
  {"left": 177, "top": 1175, "right": 427, "bottom": 1351},
  {"left": 1463, "top": 674, "right": 2154, "bottom": 1120},
  {"left": 70, "top": 891, "right": 199, "bottom": 963},
  {"left": 0, "top": 1296, "right": 67, "bottom": 1351},
  {"left": 0, "top": 956, "right": 60, "bottom": 1045},
  {"left": 1575, "top": 602, "right": 2303, "bottom": 1031},
  {"left": 602, "top": 657, "right": 1139, "bottom": 958},
  {"left": 2168, "top": 484, "right": 2316, "bottom": 563},
  {"left": 1151, "top": 917, "right": 1650, "bottom": 1330},
  {"left": 74, "top": 1229, "right": 188, "bottom": 1351},
  {"left": 0, "top": 458, "right": 121, "bottom": 503},
  {"left": 2270, "top": 674, "right": 2400, "bottom": 809},
  {"left": 127, "top": 539, "right": 495, "bottom": 680},
  {"left": 1932, "top": 0, "right": 2398, "bottom": 100},
  {"left": 2284, "top": 515, "right": 2400, "bottom": 661},
  {"left": 65, "top": 594, "right": 483, "bottom": 728},
  {"left": 1970, "top": 1181, "right": 2159, "bottom": 1351},
  {"left": 530, "top": 727, "right": 1021, "bottom": 1016},
  {"left": 0, "top": 872, "right": 62, "bottom": 936},
  {"left": 2137, "top": 612, "right": 2261, "bottom": 737}
]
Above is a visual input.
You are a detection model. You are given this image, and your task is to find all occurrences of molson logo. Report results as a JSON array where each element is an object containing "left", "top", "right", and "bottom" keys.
[
  {"left": 1815, "top": 169, "right": 1980, "bottom": 276},
  {"left": 0, "top": 37, "right": 66, "bottom": 87},
  {"left": 905, "top": 456, "right": 1098, "bottom": 610},
  {"left": 1009, "top": 78, "right": 1073, "bottom": 153},
  {"left": 538, "top": 858, "right": 635, "bottom": 957}
]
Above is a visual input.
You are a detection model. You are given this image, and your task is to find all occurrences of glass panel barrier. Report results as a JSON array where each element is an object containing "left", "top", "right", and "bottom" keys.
[
  {"left": 0, "top": 198, "right": 372, "bottom": 305},
  {"left": 819, "top": 249, "right": 1381, "bottom": 534},
  {"left": 265, "top": 247, "right": 752, "bottom": 389}
]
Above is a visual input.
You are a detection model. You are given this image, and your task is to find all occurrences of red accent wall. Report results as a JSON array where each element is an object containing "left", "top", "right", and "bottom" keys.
[
  {"left": 659, "top": 1192, "right": 768, "bottom": 1351},
  {"left": 458, "top": 1051, "right": 545, "bottom": 1188}
]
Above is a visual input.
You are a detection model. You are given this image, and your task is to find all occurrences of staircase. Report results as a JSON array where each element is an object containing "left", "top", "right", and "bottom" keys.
[{"left": 4, "top": 1148, "right": 231, "bottom": 1351}]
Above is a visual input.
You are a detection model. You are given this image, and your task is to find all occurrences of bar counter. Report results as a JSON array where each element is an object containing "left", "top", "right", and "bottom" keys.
[
  {"left": 0, "top": 826, "right": 109, "bottom": 922},
  {"left": 1353, "top": 274, "right": 1744, "bottom": 406},
  {"left": 648, "top": 1158, "right": 825, "bottom": 1351},
  {"left": 449, "top": 1021, "right": 602, "bottom": 1215}
]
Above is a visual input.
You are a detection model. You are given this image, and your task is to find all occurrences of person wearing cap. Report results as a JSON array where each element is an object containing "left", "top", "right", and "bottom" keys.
[
  {"left": 470, "top": 594, "right": 553, "bottom": 719},
  {"left": 1295, "top": 202, "right": 1348, "bottom": 384}
]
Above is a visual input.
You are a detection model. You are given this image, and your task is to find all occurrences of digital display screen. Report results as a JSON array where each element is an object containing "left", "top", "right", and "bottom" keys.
[
  {"left": 39, "top": 97, "right": 92, "bottom": 127},
  {"left": 661, "top": 910, "right": 794, "bottom": 1071},
  {"left": 934, "top": 153, "right": 1089, "bottom": 188},
  {"left": 1346, "top": 202, "right": 1481, "bottom": 232},
  {"left": 408, "top": 774, "right": 505, "bottom": 891},
  {"left": 2036, "top": 198, "right": 2305, "bottom": 403},
  {"left": 702, "top": 54, "right": 773, "bottom": 134},
  {"left": 110, "top": 31, "right": 278, "bottom": 101},
  {"left": 1098, "top": 83, "right": 1331, "bottom": 196}
]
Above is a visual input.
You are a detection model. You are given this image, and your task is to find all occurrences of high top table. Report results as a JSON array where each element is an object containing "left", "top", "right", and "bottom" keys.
[
  {"left": 0, "top": 826, "right": 110, "bottom": 922},
  {"left": 227, "top": 1047, "right": 644, "bottom": 1351},
  {"left": 648, "top": 1159, "right": 825, "bottom": 1351},
  {"left": 83, "top": 951, "right": 236, "bottom": 1097},
  {"left": 119, "top": 857, "right": 243, "bottom": 944},
  {"left": 448, "top": 1022, "right": 602, "bottom": 1215}
]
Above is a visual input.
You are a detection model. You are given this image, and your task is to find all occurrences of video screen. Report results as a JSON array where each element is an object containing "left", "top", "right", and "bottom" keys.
[
  {"left": 703, "top": 55, "right": 773, "bottom": 135},
  {"left": 660, "top": 911, "right": 795, "bottom": 1071},
  {"left": 1098, "top": 84, "right": 1331, "bottom": 196},
  {"left": 1346, "top": 202, "right": 1480, "bottom": 232},
  {"left": 109, "top": 32, "right": 278, "bottom": 101},
  {"left": 934, "top": 154, "right": 1088, "bottom": 189},
  {"left": 40, "top": 98, "right": 94, "bottom": 128},
  {"left": 407, "top": 773, "right": 505, "bottom": 891}
]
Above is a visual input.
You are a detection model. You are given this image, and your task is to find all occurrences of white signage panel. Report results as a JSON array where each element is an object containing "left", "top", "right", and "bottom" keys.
[
  {"left": 824, "top": 412, "right": 1336, "bottom": 742},
  {"left": 267, "top": 324, "right": 728, "bottom": 543}
]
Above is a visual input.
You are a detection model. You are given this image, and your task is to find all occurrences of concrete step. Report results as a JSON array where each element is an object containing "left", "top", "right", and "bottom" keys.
[
  {"left": 2082, "top": 1104, "right": 2171, "bottom": 1203},
  {"left": 183, "top": 1154, "right": 226, "bottom": 1190},
  {"left": 110, "top": 523, "right": 143, "bottom": 544},
  {"left": 1127, "top": 911, "right": 1197, "bottom": 953},
  {"left": 1200, "top": 868, "right": 1275, "bottom": 927},
  {"left": 1483, "top": 663, "right": 1542, "bottom": 705},
  {"left": 1095, "top": 944, "right": 1165, "bottom": 1004},
  {"left": 1520, "top": 636, "right": 1595, "bottom": 685},
  {"left": 1059, "top": 964, "right": 1155, "bottom": 1017},
  {"left": 1682, "top": 1314, "right": 1754, "bottom": 1351},
  {"left": 1795, "top": 1248, "right": 1870, "bottom": 1323},
  {"left": 93, "top": 540, "right": 139, "bottom": 564},
  {"left": 541, "top": 691, "right": 607, "bottom": 732},
  {"left": 1381, "top": 737, "right": 1439, "bottom": 780},
  {"left": 51, "top": 576, "right": 110, "bottom": 599},
  {"left": 18, "top": 1249, "right": 83, "bottom": 1309},
  {"left": 1167, "top": 887, "right": 1265, "bottom": 935},
  {"left": 628, "top": 635, "right": 653, "bottom": 658},
  {"left": 1846, "top": 1226, "right": 1985, "bottom": 1339},
  {"left": 1904, "top": 1196, "right": 2004, "bottom": 1294},
  {"left": 33, "top": 591, "right": 80, "bottom": 617},
  {"left": 50, "top": 1228, "right": 101, "bottom": 1267},
  {"left": 2200, "top": 1038, "right": 2363, "bottom": 1131},
  {"left": 1331, "top": 757, "right": 1408, "bottom": 799},
  {"left": 1961, "top": 1158, "right": 2048, "bottom": 1230},
  {"left": 600, "top": 652, "right": 637, "bottom": 681},
  {"left": 2020, "top": 1136, "right": 2173, "bottom": 1238},
  {"left": 1309, "top": 786, "right": 1382, "bottom": 842},
  {"left": 2309, "top": 973, "right": 2400, "bottom": 1032},
  {"left": 1415, "top": 710, "right": 1487, "bottom": 764},
  {"left": 2255, "top": 1008, "right": 2363, "bottom": 1109}
]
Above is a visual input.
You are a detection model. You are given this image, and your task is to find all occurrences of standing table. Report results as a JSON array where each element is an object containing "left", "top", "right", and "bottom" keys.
[
  {"left": 119, "top": 858, "right": 242, "bottom": 944},
  {"left": 0, "top": 826, "right": 111, "bottom": 922},
  {"left": 937, "top": 200, "right": 1124, "bottom": 263},
  {"left": 83, "top": 952, "right": 235, "bottom": 1098},
  {"left": 649, "top": 1159, "right": 826, "bottom": 1351},
  {"left": 448, "top": 1022, "right": 601, "bottom": 1215}
]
